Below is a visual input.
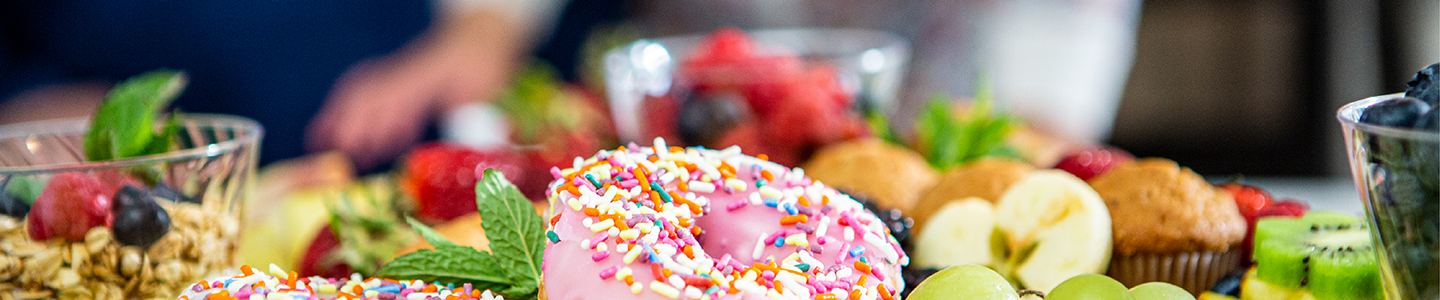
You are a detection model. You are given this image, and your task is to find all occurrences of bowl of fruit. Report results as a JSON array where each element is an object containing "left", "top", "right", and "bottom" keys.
[
  {"left": 1337, "top": 63, "right": 1439, "bottom": 300},
  {"left": 603, "top": 27, "right": 910, "bottom": 166},
  {"left": 0, "top": 71, "right": 261, "bottom": 298}
]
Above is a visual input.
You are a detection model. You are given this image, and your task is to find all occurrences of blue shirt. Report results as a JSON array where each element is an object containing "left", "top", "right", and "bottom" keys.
[{"left": 0, "top": 0, "right": 433, "bottom": 165}]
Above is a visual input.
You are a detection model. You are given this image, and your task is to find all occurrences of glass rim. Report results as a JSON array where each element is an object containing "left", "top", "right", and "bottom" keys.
[
  {"left": 612, "top": 27, "right": 911, "bottom": 61},
  {"left": 1337, "top": 93, "right": 1440, "bottom": 142},
  {"left": 0, "top": 114, "right": 263, "bottom": 174}
]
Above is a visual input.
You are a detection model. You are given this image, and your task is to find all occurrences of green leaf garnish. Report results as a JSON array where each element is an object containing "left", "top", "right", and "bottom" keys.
[
  {"left": 912, "top": 82, "right": 1018, "bottom": 169},
  {"left": 84, "top": 70, "right": 188, "bottom": 161},
  {"left": 377, "top": 169, "right": 546, "bottom": 299},
  {"left": 475, "top": 168, "right": 546, "bottom": 296},
  {"left": 375, "top": 244, "right": 509, "bottom": 291},
  {"left": 324, "top": 186, "right": 417, "bottom": 275},
  {"left": 406, "top": 216, "right": 458, "bottom": 249}
]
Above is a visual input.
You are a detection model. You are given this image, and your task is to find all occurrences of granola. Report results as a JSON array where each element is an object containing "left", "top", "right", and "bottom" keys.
[{"left": 0, "top": 202, "right": 236, "bottom": 299}]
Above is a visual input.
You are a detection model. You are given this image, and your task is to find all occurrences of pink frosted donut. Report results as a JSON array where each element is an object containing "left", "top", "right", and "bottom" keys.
[{"left": 542, "top": 138, "right": 909, "bottom": 300}]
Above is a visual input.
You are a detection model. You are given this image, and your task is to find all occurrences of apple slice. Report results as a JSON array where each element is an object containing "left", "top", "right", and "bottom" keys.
[
  {"left": 913, "top": 198, "right": 999, "bottom": 268},
  {"left": 913, "top": 170, "right": 1113, "bottom": 293},
  {"left": 995, "top": 170, "right": 1113, "bottom": 293}
]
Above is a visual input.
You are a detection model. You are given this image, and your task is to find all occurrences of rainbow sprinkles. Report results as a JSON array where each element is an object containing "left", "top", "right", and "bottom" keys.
[
  {"left": 541, "top": 138, "right": 909, "bottom": 300},
  {"left": 178, "top": 264, "right": 504, "bottom": 300}
]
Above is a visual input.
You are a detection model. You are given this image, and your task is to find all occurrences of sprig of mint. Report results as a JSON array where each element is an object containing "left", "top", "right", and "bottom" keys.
[
  {"left": 377, "top": 169, "right": 546, "bottom": 299},
  {"left": 84, "top": 70, "right": 187, "bottom": 161},
  {"left": 322, "top": 184, "right": 417, "bottom": 276},
  {"left": 912, "top": 83, "right": 1019, "bottom": 169}
]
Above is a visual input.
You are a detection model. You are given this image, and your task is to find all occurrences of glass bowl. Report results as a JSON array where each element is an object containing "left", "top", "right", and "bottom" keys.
[
  {"left": 602, "top": 28, "right": 909, "bottom": 165},
  {"left": 0, "top": 114, "right": 261, "bottom": 298},
  {"left": 1338, "top": 94, "right": 1439, "bottom": 300}
]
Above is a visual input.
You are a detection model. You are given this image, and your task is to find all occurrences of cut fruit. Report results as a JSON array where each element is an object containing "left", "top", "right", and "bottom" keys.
[
  {"left": 996, "top": 170, "right": 1113, "bottom": 292},
  {"left": 913, "top": 170, "right": 1112, "bottom": 293},
  {"left": 908, "top": 264, "right": 1020, "bottom": 300},
  {"left": 914, "top": 198, "right": 997, "bottom": 268},
  {"left": 1250, "top": 212, "right": 1382, "bottom": 300},
  {"left": 1240, "top": 268, "right": 1315, "bottom": 300}
]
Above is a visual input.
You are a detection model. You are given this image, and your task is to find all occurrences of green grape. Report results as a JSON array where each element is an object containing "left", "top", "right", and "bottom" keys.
[
  {"left": 1047, "top": 274, "right": 1133, "bottom": 300},
  {"left": 1128, "top": 282, "right": 1195, "bottom": 300},
  {"left": 908, "top": 264, "right": 1019, "bottom": 300}
]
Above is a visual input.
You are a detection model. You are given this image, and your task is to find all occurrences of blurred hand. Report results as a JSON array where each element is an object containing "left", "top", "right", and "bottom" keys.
[{"left": 307, "top": 10, "right": 522, "bottom": 169}]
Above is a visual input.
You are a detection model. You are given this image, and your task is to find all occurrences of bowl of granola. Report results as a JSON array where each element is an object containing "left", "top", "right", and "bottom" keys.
[{"left": 0, "top": 72, "right": 262, "bottom": 298}]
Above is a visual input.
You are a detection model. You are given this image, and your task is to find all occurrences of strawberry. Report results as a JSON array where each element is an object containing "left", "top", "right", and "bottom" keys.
[
  {"left": 28, "top": 172, "right": 115, "bottom": 241},
  {"left": 713, "top": 123, "right": 765, "bottom": 155},
  {"left": 1055, "top": 147, "right": 1135, "bottom": 181},
  {"left": 682, "top": 28, "right": 804, "bottom": 118},
  {"left": 763, "top": 84, "right": 854, "bottom": 165},
  {"left": 297, "top": 225, "right": 352, "bottom": 278},
  {"left": 686, "top": 28, "right": 757, "bottom": 65},
  {"left": 1220, "top": 183, "right": 1275, "bottom": 220},
  {"left": 1257, "top": 199, "right": 1308, "bottom": 218},
  {"left": 671, "top": 28, "right": 867, "bottom": 164},
  {"left": 1221, "top": 183, "right": 1276, "bottom": 262},
  {"left": 401, "top": 143, "right": 524, "bottom": 222}
]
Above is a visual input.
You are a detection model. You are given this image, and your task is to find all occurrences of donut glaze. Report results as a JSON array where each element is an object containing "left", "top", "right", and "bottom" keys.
[{"left": 542, "top": 139, "right": 908, "bottom": 300}]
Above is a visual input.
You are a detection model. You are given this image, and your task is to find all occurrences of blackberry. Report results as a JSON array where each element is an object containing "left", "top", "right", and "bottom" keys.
[
  {"left": 900, "top": 267, "right": 942, "bottom": 298},
  {"left": 849, "top": 191, "right": 915, "bottom": 249},
  {"left": 1405, "top": 63, "right": 1439, "bottom": 106},
  {"left": 112, "top": 185, "right": 172, "bottom": 247}
]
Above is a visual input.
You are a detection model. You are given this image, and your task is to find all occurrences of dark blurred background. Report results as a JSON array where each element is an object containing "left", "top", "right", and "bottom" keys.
[
  {"left": 3, "top": 0, "right": 1435, "bottom": 177},
  {"left": 1108, "top": 0, "right": 1436, "bottom": 177},
  {"left": 536, "top": 0, "right": 1438, "bottom": 177}
]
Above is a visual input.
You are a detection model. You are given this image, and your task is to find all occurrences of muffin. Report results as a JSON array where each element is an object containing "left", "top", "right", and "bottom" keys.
[
  {"left": 1089, "top": 158, "right": 1248, "bottom": 294},
  {"left": 803, "top": 138, "right": 938, "bottom": 214},
  {"left": 910, "top": 158, "right": 1034, "bottom": 233}
]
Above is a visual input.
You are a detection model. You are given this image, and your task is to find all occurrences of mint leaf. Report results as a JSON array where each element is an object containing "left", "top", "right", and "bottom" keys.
[
  {"left": 475, "top": 168, "right": 545, "bottom": 296},
  {"left": 85, "top": 70, "right": 187, "bottom": 161},
  {"left": 865, "top": 110, "right": 902, "bottom": 145},
  {"left": 376, "top": 245, "right": 509, "bottom": 291},
  {"left": 913, "top": 91, "right": 1017, "bottom": 169},
  {"left": 143, "top": 112, "right": 183, "bottom": 155},
  {"left": 406, "top": 216, "right": 458, "bottom": 249}
]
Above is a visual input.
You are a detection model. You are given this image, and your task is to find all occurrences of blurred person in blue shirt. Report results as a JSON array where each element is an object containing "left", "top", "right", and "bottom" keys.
[{"left": 0, "top": 0, "right": 560, "bottom": 168}]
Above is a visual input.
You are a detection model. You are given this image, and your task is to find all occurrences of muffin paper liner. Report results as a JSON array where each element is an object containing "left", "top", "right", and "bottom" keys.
[{"left": 1107, "top": 250, "right": 1243, "bottom": 295}]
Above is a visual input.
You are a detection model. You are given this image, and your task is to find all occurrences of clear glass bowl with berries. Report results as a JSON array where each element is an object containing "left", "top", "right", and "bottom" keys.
[
  {"left": 0, "top": 114, "right": 261, "bottom": 298},
  {"left": 603, "top": 28, "right": 910, "bottom": 166},
  {"left": 1337, "top": 63, "right": 1440, "bottom": 300}
]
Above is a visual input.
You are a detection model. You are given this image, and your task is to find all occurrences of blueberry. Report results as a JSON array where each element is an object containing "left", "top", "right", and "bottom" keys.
[
  {"left": 111, "top": 185, "right": 171, "bottom": 247},
  {"left": 1360, "top": 97, "right": 1431, "bottom": 128},
  {"left": 1405, "top": 63, "right": 1439, "bottom": 107},
  {"left": 151, "top": 183, "right": 200, "bottom": 204},
  {"left": 0, "top": 178, "right": 34, "bottom": 218},
  {"left": 1416, "top": 107, "right": 1439, "bottom": 131},
  {"left": 1210, "top": 269, "right": 1245, "bottom": 296},
  {"left": 676, "top": 90, "right": 747, "bottom": 146},
  {"left": 0, "top": 193, "right": 27, "bottom": 218}
]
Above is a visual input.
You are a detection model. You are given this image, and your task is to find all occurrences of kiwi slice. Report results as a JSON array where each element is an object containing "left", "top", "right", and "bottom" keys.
[{"left": 1252, "top": 212, "right": 1383, "bottom": 300}]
